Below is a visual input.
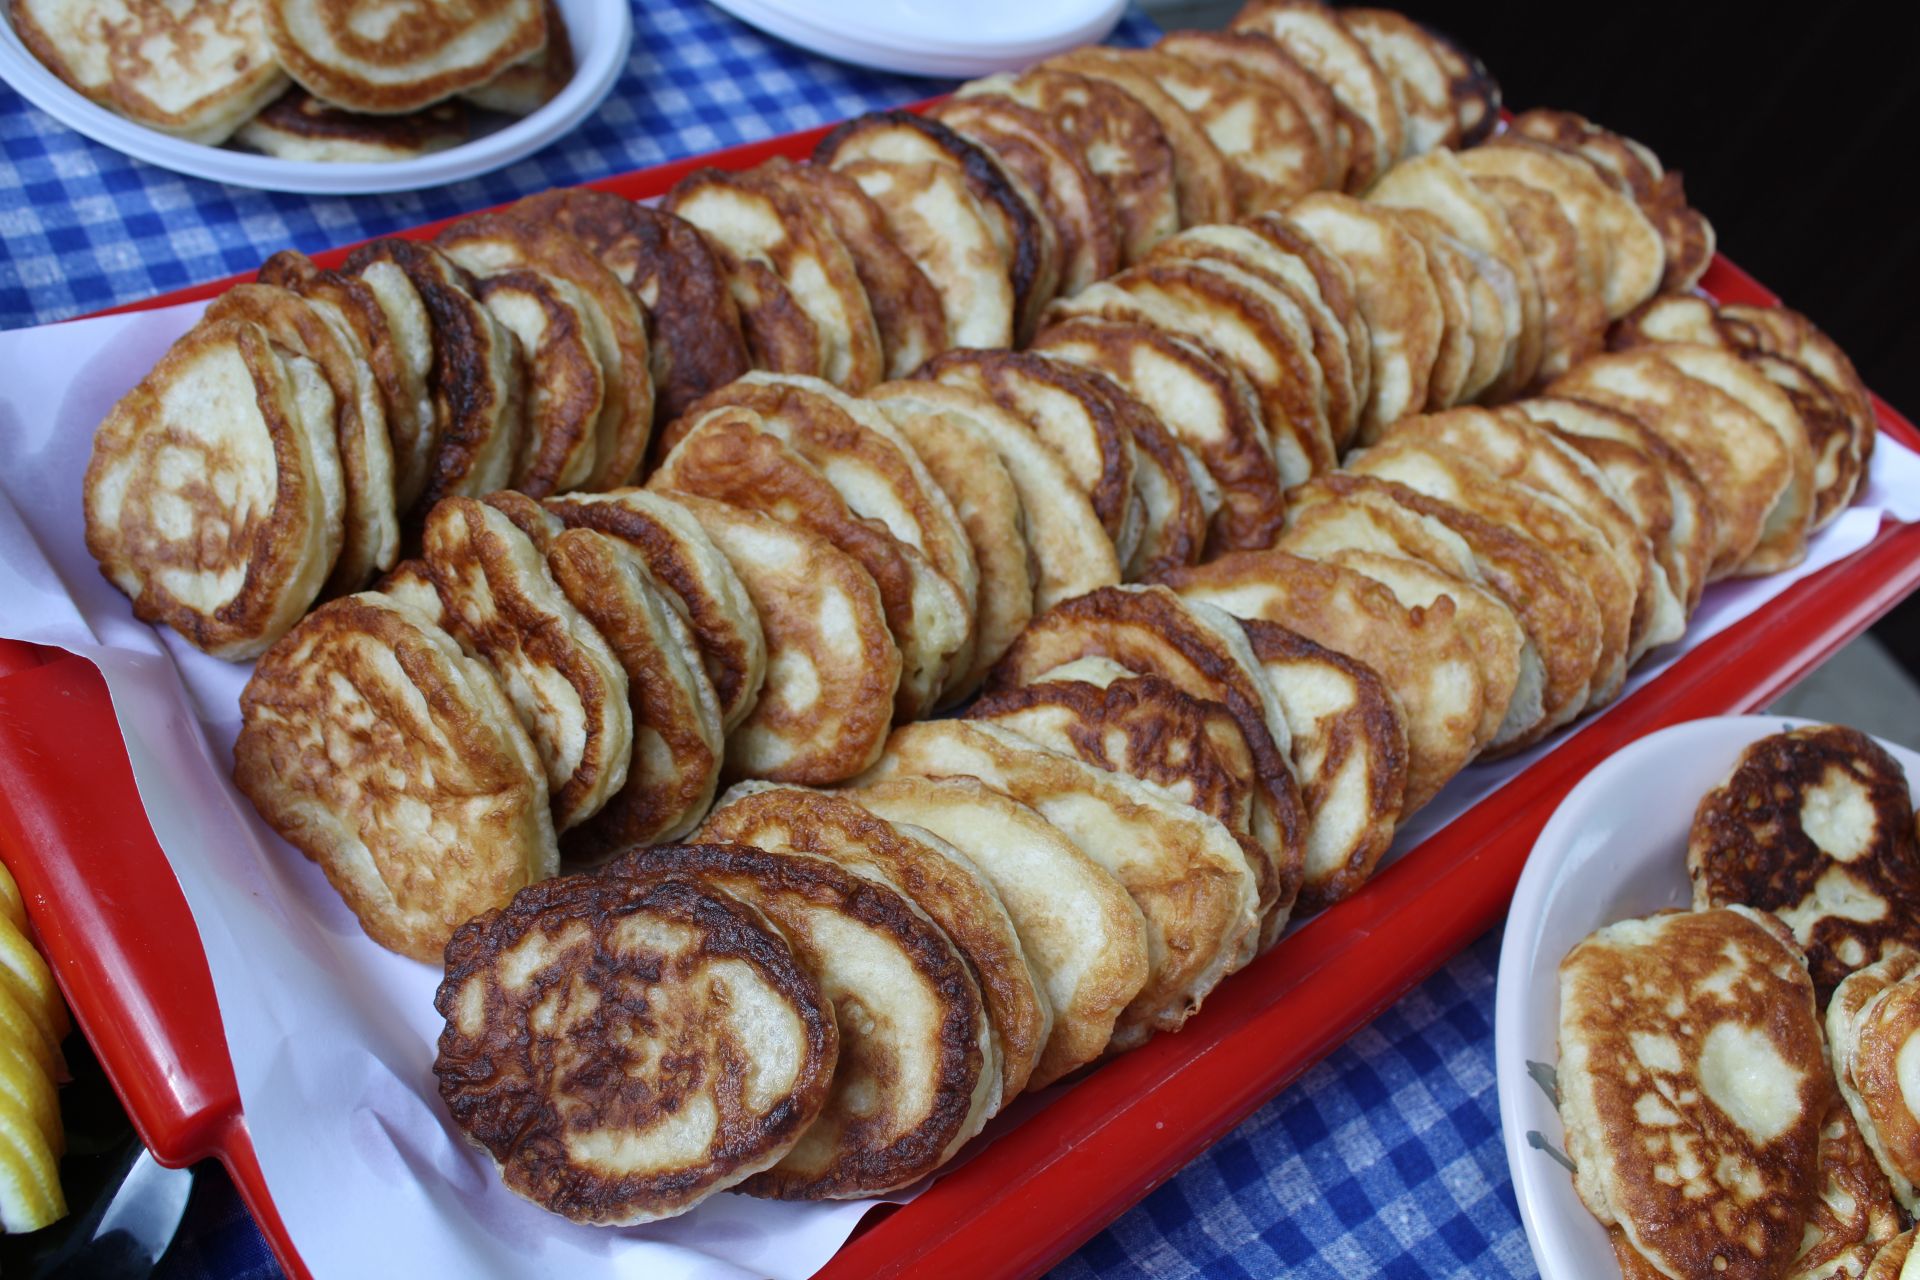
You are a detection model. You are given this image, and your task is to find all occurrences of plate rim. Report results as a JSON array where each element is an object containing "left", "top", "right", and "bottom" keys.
[{"left": 0, "top": 0, "right": 631, "bottom": 194}]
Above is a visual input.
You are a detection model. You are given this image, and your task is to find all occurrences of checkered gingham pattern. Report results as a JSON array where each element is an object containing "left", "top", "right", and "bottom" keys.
[{"left": 0, "top": 2, "right": 1537, "bottom": 1274}]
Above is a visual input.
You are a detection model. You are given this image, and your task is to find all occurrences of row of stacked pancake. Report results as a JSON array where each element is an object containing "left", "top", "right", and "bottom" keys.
[{"left": 12, "top": 0, "right": 572, "bottom": 159}]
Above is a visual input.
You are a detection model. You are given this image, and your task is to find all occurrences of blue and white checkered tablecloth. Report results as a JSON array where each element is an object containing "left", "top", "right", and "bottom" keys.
[{"left": 0, "top": 2, "right": 1539, "bottom": 1274}]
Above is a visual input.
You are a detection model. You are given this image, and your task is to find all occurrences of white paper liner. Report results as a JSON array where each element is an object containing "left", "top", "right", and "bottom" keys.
[{"left": 3, "top": 301, "right": 1916, "bottom": 1278}]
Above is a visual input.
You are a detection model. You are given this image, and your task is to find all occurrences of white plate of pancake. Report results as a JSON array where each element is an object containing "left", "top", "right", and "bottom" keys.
[
  {"left": 0, "top": 0, "right": 628, "bottom": 193},
  {"left": 1495, "top": 715, "right": 1920, "bottom": 1277}
]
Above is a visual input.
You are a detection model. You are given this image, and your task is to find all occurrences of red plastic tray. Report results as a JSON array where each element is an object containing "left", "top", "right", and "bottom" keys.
[{"left": 4, "top": 120, "right": 1918, "bottom": 1280}]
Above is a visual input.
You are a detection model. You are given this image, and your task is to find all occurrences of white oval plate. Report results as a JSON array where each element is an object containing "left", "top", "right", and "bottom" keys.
[
  {"left": 1495, "top": 714, "right": 1920, "bottom": 1278},
  {"left": 706, "top": 0, "right": 1125, "bottom": 77},
  {"left": 0, "top": 0, "right": 629, "bottom": 194}
]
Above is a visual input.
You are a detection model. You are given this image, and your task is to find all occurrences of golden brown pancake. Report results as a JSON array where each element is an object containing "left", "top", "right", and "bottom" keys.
[
  {"left": 1139, "top": 47, "right": 1325, "bottom": 213},
  {"left": 657, "top": 493, "right": 899, "bottom": 785},
  {"left": 471, "top": 270, "right": 601, "bottom": 497},
  {"left": 969, "top": 658, "right": 1283, "bottom": 949},
  {"left": 257, "top": 249, "right": 435, "bottom": 514},
  {"left": 1865, "top": 1229, "right": 1918, "bottom": 1279},
  {"left": 1470, "top": 173, "right": 1603, "bottom": 384},
  {"left": 264, "top": 0, "right": 542, "bottom": 114},
  {"left": 460, "top": 0, "right": 571, "bottom": 114},
  {"left": 700, "top": 784, "right": 1048, "bottom": 1106},
  {"left": 1241, "top": 620, "right": 1405, "bottom": 910},
  {"left": 816, "top": 110, "right": 1056, "bottom": 344},
  {"left": 234, "top": 592, "right": 554, "bottom": 961},
  {"left": 1829, "top": 953, "right": 1920, "bottom": 1212},
  {"left": 237, "top": 87, "right": 467, "bottom": 162},
  {"left": 848, "top": 775, "right": 1149, "bottom": 1089},
  {"left": 1032, "top": 319, "right": 1284, "bottom": 555},
  {"left": 750, "top": 158, "right": 946, "bottom": 380},
  {"left": 1383, "top": 207, "right": 1476, "bottom": 408},
  {"left": 1157, "top": 549, "right": 1481, "bottom": 814},
  {"left": 928, "top": 94, "right": 1122, "bottom": 295},
  {"left": 1559, "top": 907, "right": 1829, "bottom": 1280},
  {"left": 1337, "top": 8, "right": 1456, "bottom": 156},
  {"left": 203, "top": 281, "right": 398, "bottom": 597},
  {"left": 1240, "top": 210, "right": 1374, "bottom": 439},
  {"left": 1091, "top": 368, "right": 1210, "bottom": 582},
  {"left": 1689, "top": 725, "right": 1920, "bottom": 994},
  {"left": 1788, "top": 1097, "right": 1903, "bottom": 1278},
  {"left": 1230, "top": 0, "right": 1403, "bottom": 190},
  {"left": 436, "top": 212, "right": 654, "bottom": 488},
  {"left": 1721, "top": 304, "right": 1876, "bottom": 506},
  {"left": 509, "top": 189, "right": 751, "bottom": 426},
  {"left": 544, "top": 527, "right": 723, "bottom": 858},
  {"left": 958, "top": 68, "right": 1177, "bottom": 266},
  {"left": 1285, "top": 192, "right": 1443, "bottom": 441},
  {"left": 859, "top": 719, "right": 1258, "bottom": 1049},
  {"left": 611, "top": 841, "right": 989, "bottom": 1199},
  {"left": 421, "top": 497, "right": 632, "bottom": 832},
  {"left": 433, "top": 872, "right": 836, "bottom": 1222},
  {"left": 1155, "top": 29, "right": 1344, "bottom": 189},
  {"left": 341, "top": 238, "right": 523, "bottom": 511},
  {"left": 83, "top": 316, "right": 342, "bottom": 660},
  {"left": 541, "top": 489, "right": 766, "bottom": 734},
  {"left": 863, "top": 380, "right": 1118, "bottom": 612},
  {"left": 1419, "top": 22, "right": 1498, "bottom": 147},
  {"left": 1040, "top": 47, "right": 1235, "bottom": 229}
]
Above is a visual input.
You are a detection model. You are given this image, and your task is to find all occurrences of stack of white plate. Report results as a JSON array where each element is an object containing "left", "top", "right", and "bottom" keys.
[{"left": 707, "top": 0, "right": 1127, "bottom": 76}]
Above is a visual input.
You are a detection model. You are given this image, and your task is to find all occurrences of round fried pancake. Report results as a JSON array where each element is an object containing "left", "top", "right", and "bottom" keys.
[
  {"left": 544, "top": 528, "right": 722, "bottom": 858},
  {"left": 1346, "top": 438, "right": 1634, "bottom": 709},
  {"left": 859, "top": 719, "right": 1259, "bottom": 1050},
  {"left": 1511, "top": 395, "right": 1713, "bottom": 620},
  {"left": 920, "top": 349, "right": 1140, "bottom": 559},
  {"left": 864, "top": 380, "right": 1118, "bottom": 612},
  {"left": 1550, "top": 349, "right": 1790, "bottom": 580},
  {"left": 437, "top": 212, "right": 653, "bottom": 487},
  {"left": 866, "top": 386, "right": 1033, "bottom": 703},
  {"left": 1039, "top": 47, "right": 1233, "bottom": 230},
  {"left": 1720, "top": 303, "right": 1876, "bottom": 504},
  {"left": 848, "top": 775, "right": 1150, "bottom": 1090},
  {"left": 1315, "top": 548, "right": 1521, "bottom": 753},
  {"left": 1155, "top": 29, "right": 1344, "bottom": 189},
  {"left": 1157, "top": 549, "right": 1481, "bottom": 815},
  {"left": 928, "top": 94, "right": 1122, "bottom": 296},
  {"left": 1285, "top": 192, "right": 1443, "bottom": 440},
  {"left": 1032, "top": 319, "right": 1285, "bottom": 555},
  {"left": 751, "top": 159, "right": 946, "bottom": 381},
  {"left": 1689, "top": 725, "right": 1920, "bottom": 994},
  {"left": 1420, "top": 23, "right": 1498, "bottom": 147},
  {"left": 987, "top": 583, "right": 1307, "bottom": 923},
  {"left": 1831, "top": 952, "right": 1920, "bottom": 1213},
  {"left": 1337, "top": 8, "right": 1455, "bottom": 156},
  {"left": 970, "top": 658, "right": 1283, "bottom": 949},
  {"left": 1379, "top": 408, "right": 1672, "bottom": 660},
  {"left": 74, "top": 0, "right": 287, "bottom": 143},
  {"left": 472, "top": 270, "right": 601, "bottom": 496},
  {"left": 832, "top": 157, "right": 1013, "bottom": 353},
  {"left": 434, "top": 873, "right": 835, "bottom": 1223},
  {"left": 610, "top": 841, "right": 989, "bottom": 1199},
  {"left": 264, "top": 0, "right": 542, "bottom": 114},
  {"left": 542, "top": 489, "right": 765, "bottom": 732},
  {"left": 1140, "top": 48, "right": 1325, "bottom": 212},
  {"left": 1467, "top": 138, "right": 1663, "bottom": 321},
  {"left": 816, "top": 111, "right": 1056, "bottom": 345},
  {"left": 507, "top": 191, "right": 751, "bottom": 426},
  {"left": 205, "top": 282, "right": 398, "bottom": 597},
  {"left": 700, "top": 783, "right": 1048, "bottom": 1106},
  {"left": 237, "top": 87, "right": 466, "bottom": 161},
  {"left": 341, "top": 239, "right": 523, "bottom": 510},
  {"left": 1042, "top": 262, "right": 1335, "bottom": 485},
  {"left": 1230, "top": 0, "right": 1403, "bottom": 190},
  {"left": 1288, "top": 472, "right": 1600, "bottom": 743},
  {"left": 1240, "top": 211, "right": 1374, "bottom": 435},
  {"left": 1471, "top": 173, "right": 1603, "bottom": 385},
  {"left": 84, "top": 317, "right": 343, "bottom": 660},
  {"left": 1369, "top": 150, "right": 1542, "bottom": 400},
  {"left": 1791, "top": 1097, "right": 1904, "bottom": 1280},
  {"left": 234, "top": 592, "right": 555, "bottom": 961},
  {"left": 649, "top": 407, "right": 960, "bottom": 722},
  {"left": 1240, "top": 619, "right": 1405, "bottom": 910},
  {"left": 422, "top": 497, "right": 632, "bottom": 832},
  {"left": 655, "top": 493, "right": 899, "bottom": 784},
  {"left": 1147, "top": 224, "right": 1358, "bottom": 444},
  {"left": 1384, "top": 208, "right": 1475, "bottom": 408},
  {"left": 1558, "top": 907, "right": 1828, "bottom": 1280},
  {"left": 959, "top": 69, "right": 1178, "bottom": 266},
  {"left": 460, "top": 0, "right": 570, "bottom": 114},
  {"left": 258, "top": 249, "right": 435, "bottom": 514}
]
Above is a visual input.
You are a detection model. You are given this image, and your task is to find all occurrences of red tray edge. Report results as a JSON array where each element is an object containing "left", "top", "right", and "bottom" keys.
[{"left": 3, "top": 129, "right": 1915, "bottom": 1280}]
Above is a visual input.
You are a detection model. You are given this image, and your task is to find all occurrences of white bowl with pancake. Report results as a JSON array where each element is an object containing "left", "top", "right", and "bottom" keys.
[
  {"left": 1495, "top": 715, "right": 1920, "bottom": 1277},
  {"left": 0, "top": 0, "right": 627, "bottom": 193}
]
